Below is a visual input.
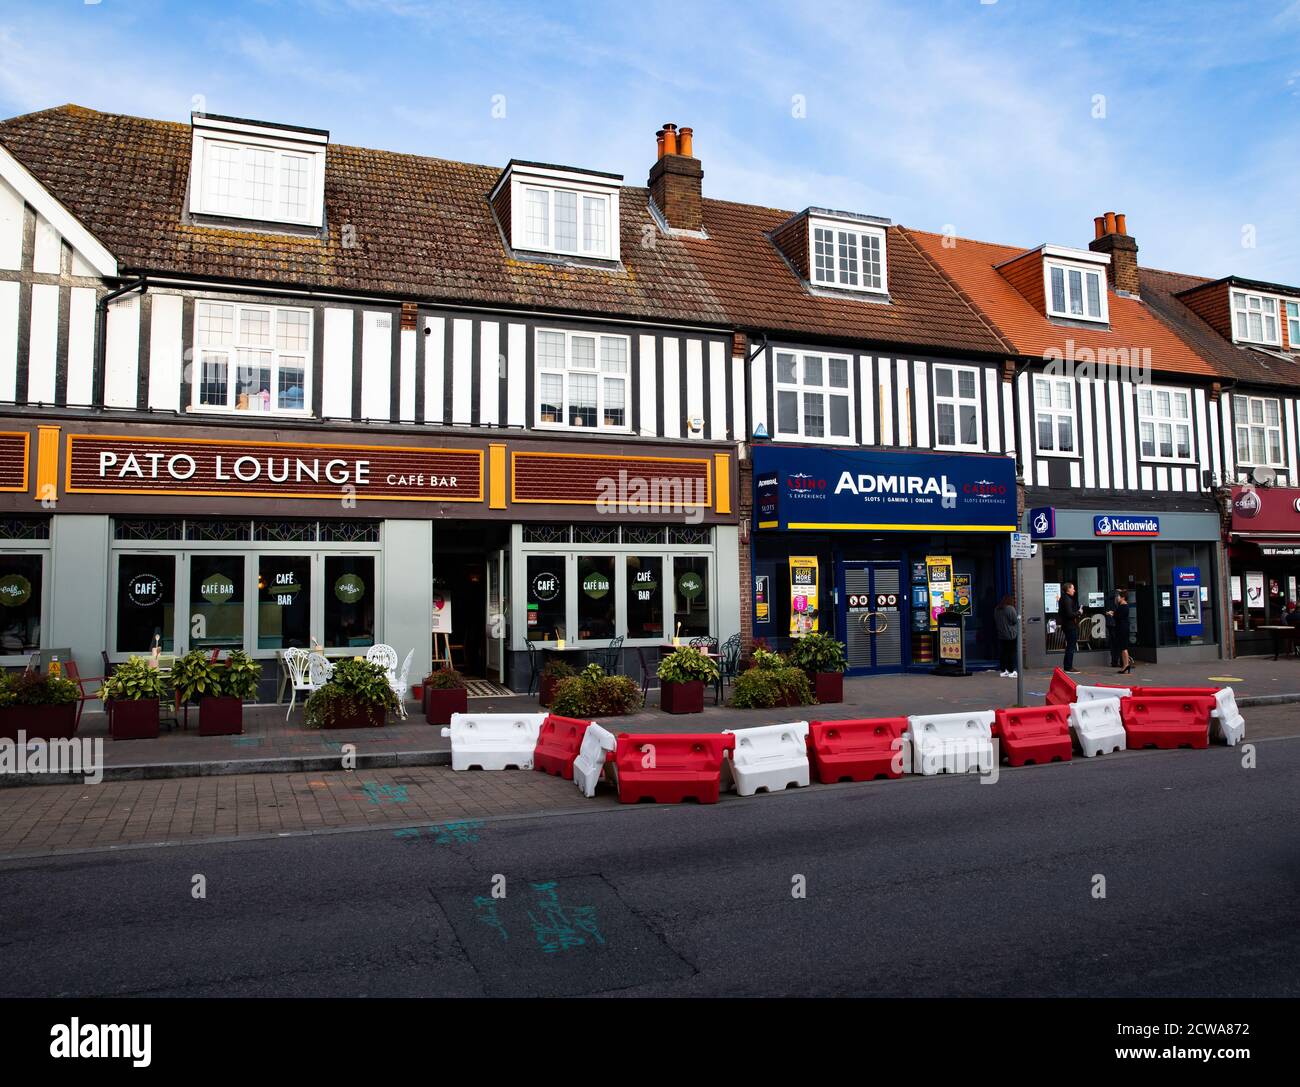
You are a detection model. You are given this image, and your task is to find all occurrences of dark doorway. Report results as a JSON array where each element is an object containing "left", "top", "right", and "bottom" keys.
[
  {"left": 1112, "top": 543, "right": 1156, "bottom": 662},
  {"left": 432, "top": 522, "right": 509, "bottom": 680}
]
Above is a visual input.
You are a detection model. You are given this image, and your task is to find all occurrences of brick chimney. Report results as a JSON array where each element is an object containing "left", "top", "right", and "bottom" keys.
[
  {"left": 648, "top": 122, "right": 704, "bottom": 232},
  {"left": 1089, "top": 210, "right": 1139, "bottom": 296}
]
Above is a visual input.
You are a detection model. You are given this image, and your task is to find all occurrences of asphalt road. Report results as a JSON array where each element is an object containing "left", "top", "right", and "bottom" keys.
[{"left": 2, "top": 735, "right": 1297, "bottom": 998}]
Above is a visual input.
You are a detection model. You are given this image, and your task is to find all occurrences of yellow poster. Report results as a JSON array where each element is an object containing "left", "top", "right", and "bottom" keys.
[
  {"left": 789, "top": 555, "right": 820, "bottom": 636},
  {"left": 925, "top": 555, "right": 954, "bottom": 630}
]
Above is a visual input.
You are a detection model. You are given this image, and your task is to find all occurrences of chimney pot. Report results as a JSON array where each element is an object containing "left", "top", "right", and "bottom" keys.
[
  {"left": 662, "top": 123, "right": 678, "bottom": 155},
  {"left": 656, "top": 128, "right": 665, "bottom": 159},
  {"left": 1094, "top": 216, "right": 1106, "bottom": 240},
  {"left": 1104, "top": 211, "right": 1118, "bottom": 235},
  {"left": 679, "top": 126, "right": 694, "bottom": 157},
  {"left": 648, "top": 124, "right": 703, "bottom": 231},
  {"left": 1089, "top": 211, "right": 1139, "bottom": 295},
  {"left": 1115, "top": 213, "right": 1127, "bottom": 235}
]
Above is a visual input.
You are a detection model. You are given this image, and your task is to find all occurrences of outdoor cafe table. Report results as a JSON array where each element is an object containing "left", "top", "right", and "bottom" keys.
[{"left": 1255, "top": 625, "right": 1299, "bottom": 660}]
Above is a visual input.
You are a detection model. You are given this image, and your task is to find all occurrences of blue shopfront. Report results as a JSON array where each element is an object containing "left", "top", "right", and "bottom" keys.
[{"left": 751, "top": 445, "right": 1017, "bottom": 674}]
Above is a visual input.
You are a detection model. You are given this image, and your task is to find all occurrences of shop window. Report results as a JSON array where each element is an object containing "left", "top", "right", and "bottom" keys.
[
  {"left": 1233, "top": 395, "right": 1284, "bottom": 467},
  {"left": 323, "top": 556, "right": 375, "bottom": 647},
  {"left": 194, "top": 301, "right": 311, "bottom": 415},
  {"left": 189, "top": 555, "right": 245, "bottom": 649},
  {"left": 668, "top": 526, "right": 711, "bottom": 546},
  {"left": 672, "top": 556, "right": 710, "bottom": 638},
  {"left": 0, "top": 553, "right": 43, "bottom": 654},
  {"left": 933, "top": 365, "right": 982, "bottom": 450},
  {"left": 257, "top": 556, "right": 312, "bottom": 649},
  {"left": 523, "top": 525, "right": 569, "bottom": 544},
  {"left": 255, "top": 521, "right": 318, "bottom": 543},
  {"left": 526, "top": 556, "right": 566, "bottom": 641},
  {"left": 115, "top": 518, "right": 185, "bottom": 542},
  {"left": 186, "top": 520, "right": 252, "bottom": 542},
  {"left": 626, "top": 556, "right": 664, "bottom": 639},
  {"left": 577, "top": 555, "right": 616, "bottom": 640},
  {"left": 1137, "top": 386, "right": 1192, "bottom": 461},
  {"left": 1155, "top": 544, "right": 1215, "bottom": 646},
  {"left": 773, "top": 350, "right": 853, "bottom": 441},
  {"left": 624, "top": 526, "right": 666, "bottom": 545},
  {"left": 117, "top": 555, "right": 176, "bottom": 653},
  {"left": 0, "top": 517, "right": 50, "bottom": 541},
  {"left": 1033, "top": 376, "right": 1075, "bottom": 454}
]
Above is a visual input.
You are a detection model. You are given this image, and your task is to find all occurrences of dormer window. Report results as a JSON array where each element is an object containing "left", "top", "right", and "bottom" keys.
[
  {"left": 492, "top": 161, "right": 622, "bottom": 263},
  {"left": 189, "top": 113, "right": 327, "bottom": 229},
  {"left": 1044, "top": 257, "right": 1107, "bottom": 323},
  {"left": 808, "top": 216, "right": 886, "bottom": 294},
  {"left": 1232, "top": 290, "right": 1280, "bottom": 345}
]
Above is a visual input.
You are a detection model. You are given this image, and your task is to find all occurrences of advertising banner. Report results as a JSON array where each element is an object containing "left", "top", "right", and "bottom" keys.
[
  {"left": 925, "top": 555, "right": 954, "bottom": 630},
  {"left": 789, "top": 555, "right": 820, "bottom": 636}
]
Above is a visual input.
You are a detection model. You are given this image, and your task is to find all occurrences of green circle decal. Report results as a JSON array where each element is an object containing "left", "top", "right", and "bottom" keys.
[
  {"left": 582, "top": 571, "right": 611, "bottom": 600},
  {"left": 0, "top": 574, "right": 31, "bottom": 607},
  {"left": 678, "top": 572, "right": 704, "bottom": 601},
  {"left": 334, "top": 574, "right": 366, "bottom": 604},
  {"left": 200, "top": 574, "right": 235, "bottom": 604}
]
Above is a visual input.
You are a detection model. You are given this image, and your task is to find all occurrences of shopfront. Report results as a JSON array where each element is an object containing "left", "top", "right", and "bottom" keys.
[
  {"left": 1023, "top": 503, "right": 1223, "bottom": 667},
  {"left": 1226, "top": 485, "right": 1300, "bottom": 655},
  {"left": 750, "top": 445, "right": 1016, "bottom": 674}
]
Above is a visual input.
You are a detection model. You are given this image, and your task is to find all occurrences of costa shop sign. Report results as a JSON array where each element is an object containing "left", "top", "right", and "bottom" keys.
[{"left": 65, "top": 434, "right": 483, "bottom": 502}]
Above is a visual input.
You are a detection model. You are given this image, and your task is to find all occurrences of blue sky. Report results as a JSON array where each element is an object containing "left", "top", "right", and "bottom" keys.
[{"left": 2, "top": 0, "right": 1298, "bottom": 282}]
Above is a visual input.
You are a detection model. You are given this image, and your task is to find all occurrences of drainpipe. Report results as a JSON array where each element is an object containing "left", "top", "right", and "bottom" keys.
[{"left": 93, "top": 276, "right": 148, "bottom": 409}]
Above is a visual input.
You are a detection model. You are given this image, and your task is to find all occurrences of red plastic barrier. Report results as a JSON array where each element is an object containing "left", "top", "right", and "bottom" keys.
[
  {"left": 614, "top": 733, "right": 735, "bottom": 804},
  {"left": 533, "top": 715, "right": 593, "bottom": 779},
  {"left": 993, "top": 705, "right": 1073, "bottom": 767},
  {"left": 807, "top": 718, "right": 908, "bottom": 782},
  {"left": 1121, "top": 695, "right": 1213, "bottom": 750},
  {"left": 1046, "top": 667, "right": 1077, "bottom": 707},
  {"left": 1128, "top": 686, "right": 1219, "bottom": 699}
]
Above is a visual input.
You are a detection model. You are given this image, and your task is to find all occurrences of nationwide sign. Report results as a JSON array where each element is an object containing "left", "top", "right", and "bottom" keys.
[
  {"left": 65, "top": 434, "right": 484, "bottom": 502},
  {"left": 1093, "top": 514, "right": 1160, "bottom": 537},
  {"left": 750, "top": 446, "right": 1016, "bottom": 532}
]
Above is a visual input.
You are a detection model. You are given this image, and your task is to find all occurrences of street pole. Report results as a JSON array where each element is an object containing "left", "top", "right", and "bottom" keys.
[{"left": 1015, "top": 552, "right": 1025, "bottom": 707}]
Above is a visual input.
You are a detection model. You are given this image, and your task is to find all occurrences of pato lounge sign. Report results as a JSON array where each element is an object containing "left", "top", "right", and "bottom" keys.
[{"left": 65, "top": 434, "right": 483, "bottom": 503}]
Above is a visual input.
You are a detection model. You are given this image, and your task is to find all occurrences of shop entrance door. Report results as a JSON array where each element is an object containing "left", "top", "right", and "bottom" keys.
[
  {"left": 485, "top": 549, "right": 506, "bottom": 685},
  {"left": 840, "top": 561, "right": 905, "bottom": 674},
  {"left": 1113, "top": 543, "right": 1157, "bottom": 662}
]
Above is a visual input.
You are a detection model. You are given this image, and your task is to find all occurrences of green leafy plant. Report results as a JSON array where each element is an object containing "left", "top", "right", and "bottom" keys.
[
  {"left": 0, "top": 674, "right": 13, "bottom": 708},
  {"left": 541, "top": 659, "right": 578, "bottom": 680},
  {"left": 787, "top": 632, "right": 848, "bottom": 674},
  {"left": 222, "top": 651, "right": 262, "bottom": 701},
  {"left": 101, "top": 656, "right": 168, "bottom": 702},
  {"left": 170, "top": 650, "right": 222, "bottom": 703},
  {"left": 730, "top": 666, "right": 814, "bottom": 709},
  {"left": 304, "top": 657, "right": 397, "bottom": 728},
  {"left": 657, "top": 646, "right": 719, "bottom": 684},
  {"left": 424, "top": 668, "right": 467, "bottom": 690},
  {"left": 750, "top": 646, "right": 788, "bottom": 671},
  {"left": 7, "top": 671, "right": 79, "bottom": 706},
  {"left": 550, "top": 667, "right": 642, "bottom": 717}
]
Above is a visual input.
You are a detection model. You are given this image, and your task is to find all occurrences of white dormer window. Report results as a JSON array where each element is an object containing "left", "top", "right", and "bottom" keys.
[
  {"left": 1044, "top": 258, "right": 1107, "bottom": 323},
  {"left": 189, "top": 114, "right": 327, "bottom": 228},
  {"left": 1232, "top": 291, "right": 1280, "bottom": 345},
  {"left": 808, "top": 216, "right": 887, "bottom": 293},
  {"left": 496, "top": 162, "right": 622, "bottom": 262},
  {"left": 1287, "top": 301, "right": 1299, "bottom": 348}
]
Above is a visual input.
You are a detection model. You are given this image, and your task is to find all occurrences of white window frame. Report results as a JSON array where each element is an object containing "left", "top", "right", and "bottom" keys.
[
  {"left": 504, "top": 164, "right": 621, "bottom": 262},
  {"left": 1284, "top": 300, "right": 1299, "bottom": 350},
  {"left": 0, "top": 544, "right": 50, "bottom": 667},
  {"left": 1136, "top": 384, "right": 1194, "bottom": 463},
  {"left": 1033, "top": 375, "right": 1077, "bottom": 457},
  {"left": 1233, "top": 394, "right": 1285, "bottom": 468},
  {"left": 190, "top": 300, "right": 313, "bottom": 418},
  {"left": 807, "top": 218, "right": 887, "bottom": 295},
  {"left": 772, "top": 350, "right": 855, "bottom": 444},
  {"left": 189, "top": 120, "right": 326, "bottom": 228},
  {"left": 932, "top": 364, "right": 983, "bottom": 452},
  {"left": 1231, "top": 290, "right": 1281, "bottom": 346},
  {"left": 533, "top": 328, "right": 631, "bottom": 433},
  {"left": 1043, "top": 259, "right": 1108, "bottom": 324}
]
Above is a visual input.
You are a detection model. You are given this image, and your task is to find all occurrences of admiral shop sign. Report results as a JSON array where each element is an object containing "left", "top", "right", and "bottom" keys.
[{"left": 750, "top": 447, "right": 1016, "bottom": 531}]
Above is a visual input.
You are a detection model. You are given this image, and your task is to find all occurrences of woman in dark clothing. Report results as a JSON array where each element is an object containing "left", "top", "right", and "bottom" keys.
[
  {"left": 994, "top": 594, "right": 1018, "bottom": 677},
  {"left": 1109, "top": 591, "right": 1132, "bottom": 673}
]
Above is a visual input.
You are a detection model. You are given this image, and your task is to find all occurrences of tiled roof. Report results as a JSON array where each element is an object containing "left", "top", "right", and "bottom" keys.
[
  {"left": 0, "top": 104, "right": 1007, "bottom": 357},
  {"left": 906, "top": 228, "right": 1219, "bottom": 379},
  {"left": 1140, "top": 267, "right": 1300, "bottom": 391}
]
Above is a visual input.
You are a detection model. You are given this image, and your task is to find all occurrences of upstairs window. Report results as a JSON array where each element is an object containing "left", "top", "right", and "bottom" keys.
[
  {"left": 1285, "top": 301, "right": 1299, "bottom": 348},
  {"left": 933, "top": 364, "right": 982, "bottom": 450},
  {"left": 1034, "top": 376, "right": 1076, "bottom": 454},
  {"left": 1137, "top": 386, "right": 1192, "bottom": 461},
  {"left": 1233, "top": 396, "right": 1284, "bottom": 466},
  {"left": 1232, "top": 291, "right": 1280, "bottom": 345},
  {"left": 194, "top": 301, "right": 311, "bottom": 415},
  {"left": 808, "top": 219, "right": 886, "bottom": 294},
  {"left": 1045, "top": 260, "right": 1107, "bottom": 323},
  {"left": 773, "top": 351, "right": 853, "bottom": 441},
  {"left": 521, "top": 186, "right": 612, "bottom": 257},
  {"left": 535, "top": 329, "right": 629, "bottom": 431}
]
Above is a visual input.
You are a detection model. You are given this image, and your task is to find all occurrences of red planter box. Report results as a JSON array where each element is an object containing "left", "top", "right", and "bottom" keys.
[
  {"left": 812, "top": 672, "right": 843, "bottom": 703},
  {"left": 320, "top": 702, "right": 387, "bottom": 729},
  {"left": 198, "top": 696, "right": 244, "bottom": 736},
  {"left": 0, "top": 703, "right": 79, "bottom": 742},
  {"left": 109, "top": 699, "right": 160, "bottom": 740},
  {"left": 660, "top": 680, "right": 704, "bottom": 714},
  {"left": 424, "top": 687, "right": 468, "bottom": 726},
  {"left": 539, "top": 674, "right": 561, "bottom": 708}
]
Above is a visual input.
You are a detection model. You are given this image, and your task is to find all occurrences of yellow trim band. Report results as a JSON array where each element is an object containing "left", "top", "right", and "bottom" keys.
[
  {"left": 36, "top": 425, "right": 60, "bottom": 503},
  {"left": 488, "top": 443, "right": 507, "bottom": 509}
]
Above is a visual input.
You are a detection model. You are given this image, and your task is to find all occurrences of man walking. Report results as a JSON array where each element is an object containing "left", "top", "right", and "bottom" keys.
[{"left": 1058, "top": 582, "right": 1081, "bottom": 674}]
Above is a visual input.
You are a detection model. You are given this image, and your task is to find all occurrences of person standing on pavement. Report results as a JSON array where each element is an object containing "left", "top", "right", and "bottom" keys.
[
  {"left": 1058, "top": 582, "right": 1081, "bottom": 673},
  {"left": 1110, "top": 591, "right": 1132, "bottom": 673},
  {"left": 994, "top": 594, "right": 1018, "bottom": 677}
]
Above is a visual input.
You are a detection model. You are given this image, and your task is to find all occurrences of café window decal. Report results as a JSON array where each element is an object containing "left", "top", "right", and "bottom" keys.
[
  {"left": 334, "top": 574, "right": 366, "bottom": 604},
  {"left": 128, "top": 574, "right": 164, "bottom": 607},
  {"left": 581, "top": 570, "right": 611, "bottom": 600},
  {"left": 0, "top": 574, "right": 32, "bottom": 607},
  {"left": 677, "top": 571, "right": 704, "bottom": 601}
]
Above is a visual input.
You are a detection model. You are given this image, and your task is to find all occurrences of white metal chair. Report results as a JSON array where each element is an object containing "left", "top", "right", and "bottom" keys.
[
  {"left": 366, "top": 643, "right": 399, "bottom": 679},
  {"left": 390, "top": 648, "right": 414, "bottom": 719},
  {"left": 285, "top": 648, "right": 334, "bottom": 720}
]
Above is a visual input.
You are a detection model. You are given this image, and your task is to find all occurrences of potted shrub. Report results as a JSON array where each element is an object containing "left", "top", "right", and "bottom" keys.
[
  {"left": 788, "top": 632, "right": 848, "bottom": 703},
  {"left": 550, "top": 663, "right": 643, "bottom": 718},
  {"left": 173, "top": 651, "right": 262, "bottom": 736},
  {"left": 538, "top": 659, "right": 577, "bottom": 708},
  {"left": 423, "top": 667, "right": 468, "bottom": 726},
  {"left": 304, "top": 657, "right": 397, "bottom": 729},
  {"left": 656, "top": 646, "right": 719, "bottom": 715},
  {"left": 731, "top": 664, "right": 814, "bottom": 709},
  {"left": 102, "top": 656, "right": 168, "bottom": 740},
  {"left": 0, "top": 671, "right": 80, "bottom": 741}
]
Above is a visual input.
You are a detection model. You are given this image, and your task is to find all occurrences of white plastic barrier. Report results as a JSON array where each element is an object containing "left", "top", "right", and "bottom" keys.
[
  {"left": 573, "top": 722, "right": 617, "bottom": 797},
  {"left": 1068, "top": 697, "right": 1126, "bottom": 757},
  {"left": 1075, "top": 683, "right": 1131, "bottom": 704},
  {"left": 907, "top": 711, "right": 995, "bottom": 776},
  {"left": 722, "top": 721, "right": 810, "bottom": 797},
  {"left": 440, "top": 712, "right": 547, "bottom": 771},
  {"left": 1211, "top": 688, "right": 1245, "bottom": 747}
]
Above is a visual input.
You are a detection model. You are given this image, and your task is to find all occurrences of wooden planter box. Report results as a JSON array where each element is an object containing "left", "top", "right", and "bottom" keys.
[
  {"left": 198, "top": 695, "right": 244, "bottom": 736},
  {"left": 660, "top": 679, "right": 704, "bottom": 715},
  {"left": 109, "top": 699, "right": 160, "bottom": 740},
  {"left": 424, "top": 687, "right": 468, "bottom": 726},
  {"left": 812, "top": 671, "right": 844, "bottom": 704},
  {"left": 539, "top": 674, "right": 562, "bottom": 708},
  {"left": 321, "top": 702, "right": 387, "bottom": 729},
  {"left": 0, "top": 702, "right": 79, "bottom": 742}
]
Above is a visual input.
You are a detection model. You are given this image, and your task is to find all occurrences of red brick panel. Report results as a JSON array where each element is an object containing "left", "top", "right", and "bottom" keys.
[
  {"left": 0, "top": 432, "right": 28, "bottom": 491},
  {"left": 1179, "top": 281, "right": 1233, "bottom": 343},
  {"left": 65, "top": 434, "right": 483, "bottom": 502},
  {"left": 512, "top": 451, "right": 710, "bottom": 508},
  {"left": 997, "top": 249, "right": 1045, "bottom": 312}
]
